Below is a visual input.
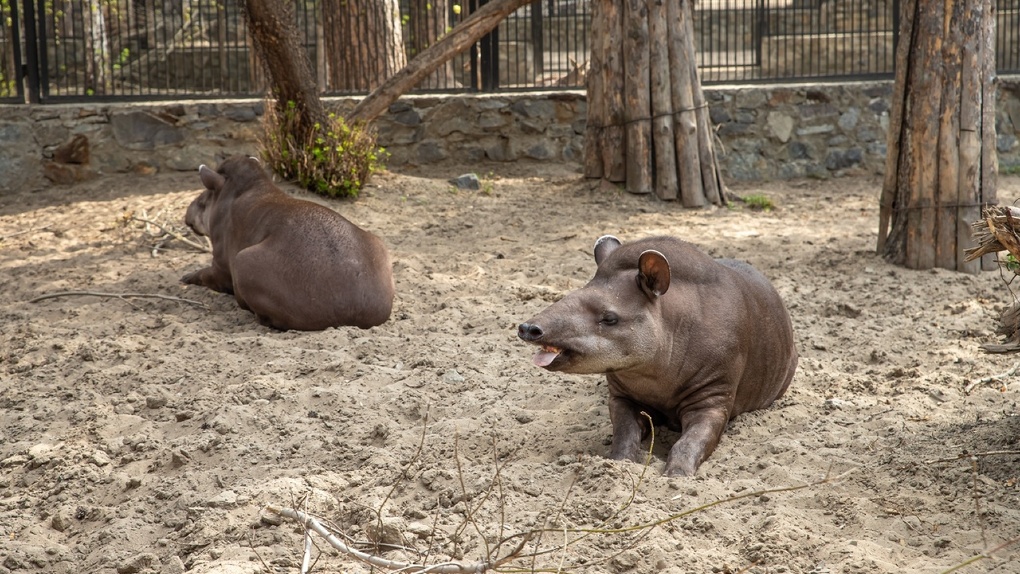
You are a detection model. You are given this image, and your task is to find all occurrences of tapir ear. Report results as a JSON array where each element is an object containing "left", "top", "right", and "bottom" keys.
[
  {"left": 594, "top": 235, "right": 622, "bottom": 265},
  {"left": 199, "top": 164, "right": 225, "bottom": 191},
  {"left": 637, "top": 250, "right": 670, "bottom": 298}
]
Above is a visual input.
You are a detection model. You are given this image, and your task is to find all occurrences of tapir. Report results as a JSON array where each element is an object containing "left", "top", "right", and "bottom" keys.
[
  {"left": 182, "top": 155, "right": 394, "bottom": 331},
  {"left": 518, "top": 235, "right": 797, "bottom": 476}
]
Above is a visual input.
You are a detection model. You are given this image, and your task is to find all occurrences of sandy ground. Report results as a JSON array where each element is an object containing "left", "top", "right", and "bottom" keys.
[{"left": 2, "top": 162, "right": 1020, "bottom": 574}]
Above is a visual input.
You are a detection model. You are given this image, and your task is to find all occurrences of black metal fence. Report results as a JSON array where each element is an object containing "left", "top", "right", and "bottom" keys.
[{"left": 0, "top": 0, "right": 1018, "bottom": 104}]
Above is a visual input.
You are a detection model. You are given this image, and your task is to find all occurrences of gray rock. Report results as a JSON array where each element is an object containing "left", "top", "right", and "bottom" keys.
[
  {"left": 111, "top": 111, "right": 183, "bottom": 150},
  {"left": 767, "top": 112, "right": 794, "bottom": 143},
  {"left": 449, "top": 173, "right": 481, "bottom": 190}
]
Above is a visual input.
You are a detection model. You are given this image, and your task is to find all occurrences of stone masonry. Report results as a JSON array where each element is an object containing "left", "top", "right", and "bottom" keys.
[{"left": 1, "top": 79, "right": 1019, "bottom": 194}]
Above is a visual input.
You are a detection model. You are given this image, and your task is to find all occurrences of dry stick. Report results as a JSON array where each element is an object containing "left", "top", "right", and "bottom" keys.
[
  {"left": 131, "top": 216, "right": 211, "bottom": 252},
  {"left": 0, "top": 225, "right": 51, "bottom": 241},
  {"left": 300, "top": 527, "right": 313, "bottom": 574},
  {"left": 924, "top": 449, "right": 1020, "bottom": 465},
  {"left": 265, "top": 505, "right": 517, "bottom": 574},
  {"left": 28, "top": 291, "right": 207, "bottom": 308},
  {"left": 938, "top": 534, "right": 1020, "bottom": 574},
  {"left": 964, "top": 362, "right": 1020, "bottom": 393},
  {"left": 452, "top": 431, "right": 492, "bottom": 561},
  {"left": 268, "top": 470, "right": 847, "bottom": 574},
  {"left": 971, "top": 457, "right": 989, "bottom": 550},
  {"left": 373, "top": 408, "right": 431, "bottom": 557}
]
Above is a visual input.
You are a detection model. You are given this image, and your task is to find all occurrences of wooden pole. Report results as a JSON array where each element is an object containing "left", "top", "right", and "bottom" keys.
[
  {"left": 667, "top": 0, "right": 705, "bottom": 207},
  {"left": 979, "top": 0, "right": 999, "bottom": 271},
  {"left": 877, "top": 0, "right": 915, "bottom": 254},
  {"left": 601, "top": 0, "right": 627, "bottom": 183},
  {"left": 904, "top": 0, "right": 943, "bottom": 269},
  {"left": 584, "top": 0, "right": 607, "bottom": 179},
  {"left": 936, "top": 2, "right": 964, "bottom": 270},
  {"left": 647, "top": 0, "right": 677, "bottom": 200},
  {"left": 623, "top": 0, "right": 652, "bottom": 194},
  {"left": 957, "top": 2, "right": 982, "bottom": 274}
]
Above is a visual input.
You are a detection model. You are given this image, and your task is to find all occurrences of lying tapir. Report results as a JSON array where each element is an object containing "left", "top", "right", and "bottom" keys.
[
  {"left": 182, "top": 155, "right": 394, "bottom": 331},
  {"left": 518, "top": 235, "right": 797, "bottom": 476}
]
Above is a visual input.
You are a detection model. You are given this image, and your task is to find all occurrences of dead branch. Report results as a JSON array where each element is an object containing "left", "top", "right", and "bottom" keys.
[
  {"left": 0, "top": 225, "right": 51, "bottom": 242},
  {"left": 965, "top": 205, "right": 1020, "bottom": 262},
  {"left": 924, "top": 449, "right": 1020, "bottom": 465},
  {"left": 131, "top": 214, "right": 211, "bottom": 254},
  {"left": 264, "top": 505, "right": 522, "bottom": 573},
  {"left": 964, "top": 361, "right": 1020, "bottom": 393},
  {"left": 29, "top": 291, "right": 207, "bottom": 308},
  {"left": 938, "top": 533, "right": 1020, "bottom": 574}
]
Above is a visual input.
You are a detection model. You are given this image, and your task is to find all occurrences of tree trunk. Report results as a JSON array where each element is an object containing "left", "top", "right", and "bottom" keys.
[
  {"left": 239, "top": 0, "right": 325, "bottom": 136},
  {"left": 322, "top": 0, "right": 406, "bottom": 93},
  {"left": 586, "top": 0, "right": 724, "bottom": 207},
  {"left": 408, "top": 0, "right": 458, "bottom": 90},
  {"left": 84, "top": 0, "right": 110, "bottom": 94},
  {"left": 348, "top": 0, "right": 534, "bottom": 123},
  {"left": 877, "top": 0, "right": 997, "bottom": 272}
]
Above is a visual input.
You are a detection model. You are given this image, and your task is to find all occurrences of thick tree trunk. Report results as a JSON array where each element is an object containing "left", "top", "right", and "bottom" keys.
[
  {"left": 408, "top": 0, "right": 457, "bottom": 90},
  {"left": 586, "top": 0, "right": 724, "bottom": 207},
  {"left": 322, "top": 0, "right": 406, "bottom": 92},
  {"left": 877, "top": 0, "right": 997, "bottom": 272},
  {"left": 348, "top": 0, "right": 534, "bottom": 124},
  {"left": 240, "top": 0, "right": 325, "bottom": 135}
]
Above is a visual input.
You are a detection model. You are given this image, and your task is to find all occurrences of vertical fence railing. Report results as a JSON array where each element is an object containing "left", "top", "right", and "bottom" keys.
[
  {"left": 0, "top": 0, "right": 25, "bottom": 103},
  {"left": 1, "top": 0, "right": 1019, "bottom": 103}
]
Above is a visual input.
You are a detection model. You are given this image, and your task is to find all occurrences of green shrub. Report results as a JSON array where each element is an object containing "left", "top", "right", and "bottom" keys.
[
  {"left": 743, "top": 193, "right": 775, "bottom": 212},
  {"left": 261, "top": 100, "right": 384, "bottom": 198}
]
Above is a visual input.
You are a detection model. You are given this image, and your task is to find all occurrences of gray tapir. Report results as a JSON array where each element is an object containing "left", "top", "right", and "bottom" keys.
[
  {"left": 182, "top": 155, "right": 394, "bottom": 331},
  {"left": 518, "top": 235, "right": 797, "bottom": 476}
]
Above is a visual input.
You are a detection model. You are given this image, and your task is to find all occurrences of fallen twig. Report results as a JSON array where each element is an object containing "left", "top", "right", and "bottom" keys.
[
  {"left": 938, "top": 533, "right": 1020, "bottom": 574},
  {"left": 264, "top": 505, "right": 527, "bottom": 573},
  {"left": 0, "top": 225, "right": 51, "bottom": 242},
  {"left": 924, "top": 450, "right": 1020, "bottom": 465},
  {"left": 29, "top": 290, "right": 206, "bottom": 308},
  {"left": 965, "top": 362, "right": 1020, "bottom": 393},
  {"left": 131, "top": 215, "right": 211, "bottom": 253}
]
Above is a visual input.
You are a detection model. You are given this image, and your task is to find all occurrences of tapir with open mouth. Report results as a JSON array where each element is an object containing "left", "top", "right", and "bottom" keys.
[{"left": 518, "top": 235, "right": 798, "bottom": 476}]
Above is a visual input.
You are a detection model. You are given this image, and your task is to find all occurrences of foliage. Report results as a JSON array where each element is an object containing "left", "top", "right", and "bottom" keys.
[
  {"left": 742, "top": 193, "right": 775, "bottom": 211},
  {"left": 260, "top": 101, "right": 385, "bottom": 199}
]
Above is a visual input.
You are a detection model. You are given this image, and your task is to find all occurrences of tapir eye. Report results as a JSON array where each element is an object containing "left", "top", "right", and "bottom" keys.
[{"left": 600, "top": 312, "right": 619, "bottom": 326}]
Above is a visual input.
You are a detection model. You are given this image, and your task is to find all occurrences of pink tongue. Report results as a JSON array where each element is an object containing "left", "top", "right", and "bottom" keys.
[{"left": 532, "top": 350, "right": 559, "bottom": 367}]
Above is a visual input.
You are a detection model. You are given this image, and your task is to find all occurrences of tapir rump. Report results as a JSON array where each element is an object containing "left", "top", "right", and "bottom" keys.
[
  {"left": 518, "top": 235, "right": 798, "bottom": 476},
  {"left": 182, "top": 155, "right": 394, "bottom": 331}
]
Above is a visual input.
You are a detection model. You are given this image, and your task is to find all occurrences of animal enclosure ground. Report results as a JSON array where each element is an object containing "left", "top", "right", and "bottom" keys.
[{"left": 2, "top": 163, "right": 1020, "bottom": 574}]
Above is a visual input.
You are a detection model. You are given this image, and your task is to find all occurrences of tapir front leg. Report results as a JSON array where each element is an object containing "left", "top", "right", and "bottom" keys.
[
  {"left": 607, "top": 393, "right": 652, "bottom": 464},
  {"left": 182, "top": 265, "right": 234, "bottom": 295},
  {"left": 664, "top": 407, "right": 730, "bottom": 476}
]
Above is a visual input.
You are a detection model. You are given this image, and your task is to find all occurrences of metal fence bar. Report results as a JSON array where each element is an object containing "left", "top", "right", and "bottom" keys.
[{"left": 2, "top": 0, "right": 1019, "bottom": 104}]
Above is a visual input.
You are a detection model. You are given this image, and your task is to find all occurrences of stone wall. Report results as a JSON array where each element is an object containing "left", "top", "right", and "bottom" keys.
[{"left": 2, "top": 79, "right": 1020, "bottom": 194}]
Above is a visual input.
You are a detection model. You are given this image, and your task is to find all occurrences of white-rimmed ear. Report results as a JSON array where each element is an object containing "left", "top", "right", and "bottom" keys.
[
  {"left": 248, "top": 156, "right": 261, "bottom": 164},
  {"left": 594, "top": 235, "right": 621, "bottom": 265},
  {"left": 637, "top": 249, "right": 670, "bottom": 298},
  {"left": 199, "top": 164, "right": 225, "bottom": 191}
]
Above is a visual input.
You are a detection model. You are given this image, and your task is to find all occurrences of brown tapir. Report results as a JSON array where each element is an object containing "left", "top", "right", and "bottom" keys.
[
  {"left": 518, "top": 235, "right": 797, "bottom": 476},
  {"left": 182, "top": 155, "right": 394, "bottom": 331}
]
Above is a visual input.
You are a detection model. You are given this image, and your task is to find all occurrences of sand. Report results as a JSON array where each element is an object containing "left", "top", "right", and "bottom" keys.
[{"left": 2, "top": 163, "right": 1019, "bottom": 574}]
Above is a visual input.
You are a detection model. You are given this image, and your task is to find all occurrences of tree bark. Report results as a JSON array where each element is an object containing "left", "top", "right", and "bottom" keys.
[
  {"left": 586, "top": 0, "right": 724, "bottom": 207},
  {"left": 240, "top": 0, "right": 325, "bottom": 134},
  {"left": 348, "top": 0, "right": 535, "bottom": 124},
  {"left": 408, "top": 0, "right": 457, "bottom": 90},
  {"left": 322, "top": 0, "right": 406, "bottom": 93},
  {"left": 876, "top": 0, "right": 997, "bottom": 272}
]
